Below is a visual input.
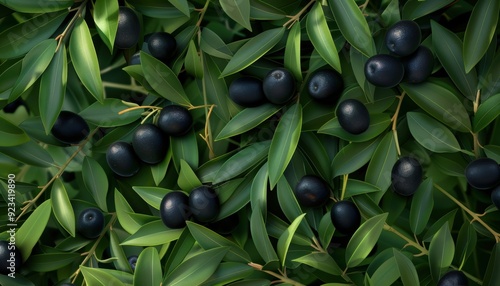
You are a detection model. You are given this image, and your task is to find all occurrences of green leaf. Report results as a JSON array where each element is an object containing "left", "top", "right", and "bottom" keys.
[
  {"left": 169, "top": 0, "right": 191, "bottom": 17},
  {"left": 401, "top": 80, "right": 472, "bottom": 132},
  {"left": 127, "top": 0, "right": 193, "bottom": 18},
  {"left": 79, "top": 99, "right": 143, "bottom": 127},
  {"left": 165, "top": 228, "right": 195, "bottom": 276},
  {"left": 381, "top": 0, "right": 401, "bottom": 26},
  {"left": 115, "top": 190, "right": 141, "bottom": 234},
  {"left": 0, "top": 275, "right": 34, "bottom": 286},
  {"left": 474, "top": 93, "right": 500, "bottom": 132},
  {"left": 370, "top": 256, "right": 400, "bottom": 286},
  {"left": 220, "top": 0, "right": 252, "bottom": 31},
  {"left": 284, "top": 21, "right": 302, "bottom": 81},
  {"left": 365, "top": 132, "right": 398, "bottom": 195},
  {"left": 409, "top": 178, "right": 434, "bottom": 235},
  {"left": 121, "top": 220, "right": 183, "bottom": 246},
  {"left": 249, "top": 0, "right": 286, "bottom": 20},
  {"left": 299, "top": 132, "right": 331, "bottom": 181},
  {"left": 318, "top": 113, "right": 392, "bottom": 143},
  {"left": 178, "top": 159, "right": 202, "bottom": 192},
  {"left": 328, "top": 0, "right": 376, "bottom": 57},
  {"left": 344, "top": 179, "right": 381, "bottom": 198},
  {"left": 0, "top": 140, "right": 55, "bottom": 167},
  {"left": 10, "top": 39, "right": 57, "bottom": 100},
  {"left": 428, "top": 223, "right": 455, "bottom": 281},
  {"left": 277, "top": 213, "right": 306, "bottom": 267},
  {"left": 82, "top": 157, "right": 109, "bottom": 212},
  {"left": 345, "top": 213, "right": 388, "bottom": 268},
  {"left": 293, "top": 252, "right": 343, "bottom": 276},
  {"left": 200, "top": 28, "right": 233, "bottom": 60},
  {"left": 134, "top": 247, "right": 162, "bottom": 286},
  {"left": 80, "top": 266, "right": 124, "bottom": 286},
  {"left": 455, "top": 223, "right": 477, "bottom": 269},
  {"left": 350, "top": 48, "right": 375, "bottom": 102},
  {"left": 187, "top": 222, "right": 251, "bottom": 263},
  {"left": 402, "top": 0, "right": 454, "bottom": 20},
  {"left": 484, "top": 145, "right": 500, "bottom": 162},
  {"left": 0, "top": 10, "right": 68, "bottom": 59},
  {"left": 250, "top": 206, "right": 279, "bottom": 263},
  {"left": 69, "top": 18, "right": 104, "bottom": 103},
  {"left": 200, "top": 262, "right": 254, "bottom": 286},
  {"left": 16, "top": 199, "right": 52, "bottom": 260},
  {"left": 109, "top": 229, "right": 132, "bottom": 272},
  {"left": 268, "top": 103, "right": 302, "bottom": 188},
  {"left": 203, "top": 53, "right": 236, "bottom": 122},
  {"left": 463, "top": 0, "right": 500, "bottom": 72},
  {"left": 393, "top": 250, "right": 420, "bottom": 286},
  {"left": 164, "top": 247, "right": 229, "bottom": 286},
  {"left": 216, "top": 104, "right": 281, "bottom": 140},
  {"left": 25, "top": 252, "right": 80, "bottom": 272},
  {"left": 132, "top": 186, "right": 169, "bottom": 210},
  {"left": 407, "top": 112, "right": 462, "bottom": 153},
  {"left": 185, "top": 40, "right": 203, "bottom": 78},
  {"left": 151, "top": 148, "right": 171, "bottom": 185},
  {"left": 0, "top": 116, "right": 29, "bottom": 146},
  {"left": 51, "top": 179, "right": 76, "bottom": 237},
  {"left": 220, "top": 27, "right": 285, "bottom": 77},
  {"left": 0, "top": 0, "right": 72, "bottom": 13},
  {"left": 431, "top": 21, "right": 478, "bottom": 101},
  {"left": 318, "top": 212, "right": 335, "bottom": 249},
  {"left": 483, "top": 243, "right": 500, "bottom": 286},
  {"left": 307, "top": 2, "right": 341, "bottom": 73},
  {"left": 332, "top": 138, "right": 380, "bottom": 177},
  {"left": 0, "top": 59, "right": 22, "bottom": 99},
  {"left": 141, "top": 51, "right": 190, "bottom": 106},
  {"left": 422, "top": 209, "right": 457, "bottom": 242},
  {"left": 93, "top": 0, "right": 119, "bottom": 53},
  {"left": 39, "top": 44, "right": 67, "bottom": 134},
  {"left": 250, "top": 162, "right": 268, "bottom": 217}
]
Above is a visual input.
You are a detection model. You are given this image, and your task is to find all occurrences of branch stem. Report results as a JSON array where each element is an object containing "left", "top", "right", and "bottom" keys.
[
  {"left": 283, "top": 0, "right": 315, "bottom": 29},
  {"left": 248, "top": 263, "right": 305, "bottom": 286},
  {"left": 472, "top": 89, "right": 481, "bottom": 158},
  {"left": 391, "top": 92, "right": 405, "bottom": 156},
  {"left": 383, "top": 224, "right": 428, "bottom": 256},
  {"left": 102, "top": 81, "right": 148, "bottom": 94},
  {"left": 55, "top": 0, "right": 88, "bottom": 52}
]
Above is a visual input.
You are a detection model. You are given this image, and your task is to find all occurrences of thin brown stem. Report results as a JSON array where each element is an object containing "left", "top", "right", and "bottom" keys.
[
  {"left": 383, "top": 224, "right": 428, "bottom": 256},
  {"left": 472, "top": 89, "right": 482, "bottom": 158},
  {"left": 102, "top": 81, "right": 148, "bottom": 95},
  {"left": 283, "top": 0, "right": 315, "bottom": 29},
  {"left": 391, "top": 92, "right": 405, "bottom": 156},
  {"left": 196, "top": 0, "right": 210, "bottom": 27},
  {"left": 118, "top": 105, "right": 162, "bottom": 115},
  {"left": 248, "top": 263, "right": 305, "bottom": 286},
  {"left": 55, "top": 0, "right": 88, "bottom": 52}
]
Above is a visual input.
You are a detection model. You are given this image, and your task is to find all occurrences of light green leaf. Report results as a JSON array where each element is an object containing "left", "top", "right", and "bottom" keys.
[
  {"left": 80, "top": 266, "right": 124, "bottom": 286},
  {"left": 307, "top": 2, "right": 341, "bottom": 73},
  {"left": 132, "top": 186, "right": 169, "bottom": 210},
  {"left": 318, "top": 212, "right": 335, "bottom": 250},
  {"left": 79, "top": 99, "right": 143, "bottom": 127},
  {"left": 82, "top": 157, "right": 109, "bottom": 212},
  {"left": 365, "top": 132, "right": 398, "bottom": 195},
  {"left": 169, "top": 0, "right": 191, "bottom": 16},
  {"left": 127, "top": 0, "right": 193, "bottom": 18},
  {"left": 407, "top": 112, "right": 462, "bottom": 153},
  {"left": 344, "top": 179, "right": 381, "bottom": 198},
  {"left": 409, "top": 178, "right": 434, "bottom": 235},
  {"left": 16, "top": 199, "right": 52, "bottom": 260},
  {"left": 0, "top": 140, "right": 54, "bottom": 167},
  {"left": 115, "top": 190, "right": 141, "bottom": 234},
  {"left": 200, "top": 28, "right": 233, "bottom": 60},
  {"left": 185, "top": 40, "right": 203, "bottom": 78},
  {"left": 25, "top": 252, "right": 80, "bottom": 272},
  {"left": 151, "top": 148, "right": 171, "bottom": 185},
  {"left": 250, "top": 206, "right": 279, "bottom": 263},
  {"left": 200, "top": 262, "right": 254, "bottom": 286},
  {"left": 51, "top": 179, "right": 75, "bottom": 237},
  {"left": 93, "top": 0, "right": 119, "bottom": 53},
  {"left": 428, "top": 223, "right": 455, "bottom": 281},
  {"left": 0, "top": 116, "right": 29, "bottom": 146},
  {"left": 121, "top": 220, "right": 183, "bottom": 246},
  {"left": 393, "top": 249, "right": 420, "bottom": 286},
  {"left": 474, "top": 93, "right": 500, "bottom": 132},
  {"left": 178, "top": 159, "right": 202, "bottom": 192},
  {"left": 370, "top": 256, "right": 400, "bottom": 286},
  {"left": 277, "top": 214, "right": 306, "bottom": 267},
  {"left": 293, "top": 252, "right": 342, "bottom": 276},
  {"left": 220, "top": 0, "right": 252, "bottom": 31},
  {"left": 402, "top": 0, "right": 454, "bottom": 20},
  {"left": 250, "top": 162, "right": 268, "bottom": 217},
  {"left": 0, "top": 0, "right": 72, "bottom": 13},
  {"left": 171, "top": 128, "right": 199, "bottom": 170},
  {"left": 332, "top": 138, "right": 380, "bottom": 177},
  {"left": 284, "top": 21, "right": 302, "bottom": 81},
  {"left": 134, "top": 247, "right": 162, "bottom": 286},
  {"left": 110, "top": 229, "right": 132, "bottom": 272}
]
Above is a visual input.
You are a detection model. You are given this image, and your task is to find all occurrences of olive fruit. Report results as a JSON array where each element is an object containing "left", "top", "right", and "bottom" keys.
[
  {"left": 77, "top": 208, "right": 104, "bottom": 239},
  {"left": 128, "top": 255, "right": 138, "bottom": 271},
  {"left": 228, "top": 77, "right": 267, "bottom": 107},
  {"left": 491, "top": 185, "right": 500, "bottom": 209},
  {"left": 465, "top": 158, "right": 500, "bottom": 190},
  {"left": 189, "top": 186, "right": 220, "bottom": 223},
  {"left": 147, "top": 32, "right": 177, "bottom": 62},
  {"left": 115, "top": 7, "right": 140, "bottom": 49},
  {"left": 132, "top": 123, "right": 168, "bottom": 164},
  {"left": 402, "top": 46, "right": 434, "bottom": 83},
  {"left": 0, "top": 240, "right": 22, "bottom": 275},
  {"left": 130, "top": 51, "right": 141, "bottom": 65},
  {"left": 51, "top": 111, "right": 90, "bottom": 144},
  {"left": 106, "top": 141, "right": 141, "bottom": 177},
  {"left": 336, "top": 99, "right": 370, "bottom": 135},
  {"left": 307, "top": 69, "right": 344, "bottom": 105},
  {"left": 208, "top": 213, "right": 239, "bottom": 235},
  {"left": 2, "top": 98, "right": 24, "bottom": 113},
  {"left": 294, "top": 175, "right": 330, "bottom": 207},
  {"left": 330, "top": 201, "right": 361, "bottom": 235},
  {"left": 365, "top": 54, "right": 405, "bottom": 88},
  {"left": 157, "top": 105, "right": 193, "bottom": 137},
  {"left": 437, "top": 270, "right": 468, "bottom": 286},
  {"left": 61, "top": 171, "right": 75, "bottom": 182},
  {"left": 385, "top": 20, "right": 421, "bottom": 56},
  {"left": 263, "top": 68, "right": 296, "bottom": 104},
  {"left": 391, "top": 156, "right": 422, "bottom": 196},
  {"left": 160, "top": 191, "right": 190, "bottom": 229}
]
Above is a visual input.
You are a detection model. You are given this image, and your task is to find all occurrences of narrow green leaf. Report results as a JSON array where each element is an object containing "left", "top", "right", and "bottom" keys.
[
  {"left": 463, "top": 0, "right": 500, "bottom": 72},
  {"left": 365, "top": 132, "right": 398, "bottom": 194},
  {"left": 132, "top": 186, "right": 169, "bottom": 210},
  {"left": 127, "top": 0, "right": 193, "bottom": 18},
  {"left": 455, "top": 223, "right": 477, "bottom": 269},
  {"left": 350, "top": 48, "right": 375, "bottom": 102},
  {"left": 151, "top": 148, "right": 171, "bottom": 185},
  {"left": 277, "top": 214, "right": 306, "bottom": 267},
  {"left": 344, "top": 179, "right": 381, "bottom": 198},
  {"left": 250, "top": 162, "right": 268, "bottom": 217},
  {"left": 200, "top": 262, "right": 254, "bottom": 286},
  {"left": 318, "top": 113, "right": 391, "bottom": 143},
  {"left": 407, "top": 112, "right": 462, "bottom": 153},
  {"left": 307, "top": 2, "right": 341, "bottom": 73},
  {"left": 79, "top": 98, "right": 142, "bottom": 127},
  {"left": 39, "top": 44, "right": 67, "bottom": 134},
  {"left": 165, "top": 228, "right": 195, "bottom": 276},
  {"left": 318, "top": 212, "right": 335, "bottom": 249},
  {"left": 134, "top": 247, "right": 162, "bottom": 286},
  {"left": 284, "top": 21, "right": 302, "bottom": 81},
  {"left": 393, "top": 249, "right": 420, "bottom": 286},
  {"left": 10, "top": 39, "right": 57, "bottom": 100},
  {"left": 268, "top": 103, "right": 302, "bottom": 188},
  {"left": 299, "top": 132, "right": 331, "bottom": 181},
  {"left": 484, "top": 145, "right": 500, "bottom": 162},
  {"left": 0, "top": 140, "right": 54, "bottom": 167},
  {"left": 381, "top": 0, "right": 401, "bottom": 26},
  {"left": 115, "top": 190, "right": 141, "bottom": 234},
  {"left": 409, "top": 178, "right": 434, "bottom": 235},
  {"left": 474, "top": 93, "right": 500, "bottom": 132},
  {"left": 200, "top": 28, "right": 233, "bottom": 60},
  {"left": 203, "top": 53, "right": 236, "bottom": 122},
  {"left": 51, "top": 179, "right": 76, "bottom": 237},
  {"left": 109, "top": 229, "right": 132, "bottom": 272},
  {"left": 25, "top": 252, "right": 80, "bottom": 272},
  {"left": 16, "top": 199, "right": 52, "bottom": 260},
  {"left": 171, "top": 128, "right": 199, "bottom": 170},
  {"left": 69, "top": 18, "right": 104, "bottom": 103},
  {"left": 220, "top": 0, "right": 252, "bottom": 31},
  {"left": 428, "top": 223, "right": 455, "bottom": 281},
  {"left": 121, "top": 220, "right": 183, "bottom": 246},
  {"left": 0, "top": 60, "right": 22, "bottom": 100},
  {"left": 402, "top": 0, "right": 454, "bottom": 20},
  {"left": 0, "top": 116, "right": 29, "bottom": 146},
  {"left": 332, "top": 138, "right": 380, "bottom": 177},
  {"left": 80, "top": 266, "right": 124, "bottom": 286},
  {"left": 249, "top": 0, "right": 286, "bottom": 20},
  {"left": 250, "top": 206, "right": 279, "bottom": 263},
  {"left": 185, "top": 40, "right": 203, "bottom": 78},
  {"left": 422, "top": 209, "right": 457, "bottom": 242},
  {"left": 178, "top": 159, "right": 202, "bottom": 192},
  {"left": 220, "top": 27, "right": 285, "bottom": 77},
  {"left": 169, "top": 0, "right": 191, "bottom": 16},
  {"left": 328, "top": 0, "right": 376, "bottom": 57},
  {"left": 293, "top": 252, "right": 343, "bottom": 276},
  {"left": 0, "top": 0, "right": 72, "bottom": 13},
  {"left": 370, "top": 256, "right": 400, "bottom": 286},
  {"left": 93, "top": 0, "right": 119, "bottom": 53},
  {"left": 82, "top": 157, "right": 109, "bottom": 212},
  {"left": 346, "top": 213, "right": 388, "bottom": 268},
  {"left": 483, "top": 243, "right": 500, "bottom": 286}
]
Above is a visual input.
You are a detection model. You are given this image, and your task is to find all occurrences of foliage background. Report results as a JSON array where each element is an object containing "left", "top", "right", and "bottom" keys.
[{"left": 0, "top": 0, "right": 499, "bottom": 285}]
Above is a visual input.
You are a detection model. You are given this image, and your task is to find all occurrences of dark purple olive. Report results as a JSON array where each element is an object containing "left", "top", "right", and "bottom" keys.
[
  {"left": 147, "top": 32, "right": 177, "bottom": 62},
  {"left": 330, "top": 201, "right": 361, "bottom": 235},
  {"left": 160, "top": 191, "right": 191, "bottom": 229},
  {"left": 364, "top": 54, "right": 404, "bottom": 88},
  {"left": 465, "top": 158, "right": 500, "bottom": 190},
  {"left": 385, "top": 20, "right": 421, "bottom": 56},
  {"left": 263, "top": 68, "right": 296, "bottom": 104},
  {"left": 132, "top": 123, "right": 169, "bottom": 164},
  {"left": 115, "top": 7, "right": 140, "bottom": 49},
  {"left": 51, "top": 111, "right": 90, "bottom": 144},
  {"left": 106, "top": 141, "right": 141, "bottom": 177},
  {"left": 77, "top": 208, "right": 104, "bottom": 239},
  {"left": 391, "top": 156, "right": 422, "bottom": 196},
  {"left": 336, "top": 99, "right": 370, "bottom": 135},
  {"left": 229, "top": 77, "right": 267, "bottom": 107},
  {"left": 294, "top": 175, "right": 330, "bottom": 207},
  {"left": 157, "top": 105, "right": 193, "bottom": 137},
  {"left": 189, "top": 186, "right": 220, "bottom": 223},
  {"left": 402, "top": 46, "right": 434, "bottom": 83},
  {"left": 307, "top": 69, "right": 344, "bottom": 105},
  {"left": 128, "top": 255, "right": 138, "bottom": 271},
  {"left": 437, "top": 270, "right": 468, "bottom": 286},
  {"left": 0, "top": 240, "right": 22, "bottom": 275}
]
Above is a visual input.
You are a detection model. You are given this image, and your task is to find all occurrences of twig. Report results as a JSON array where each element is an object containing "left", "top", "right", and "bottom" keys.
[
  {"left": 391, "top": 92, "right": 405, "bottom": 156},
  {"left": 283, "top": 0, "right": 315, "bottom": 29}
]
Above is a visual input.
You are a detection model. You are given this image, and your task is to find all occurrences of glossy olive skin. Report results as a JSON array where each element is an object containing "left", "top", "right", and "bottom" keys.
[
  {"left": 0, "top": 240, "right": 22, "bottom": 275},
  {"left": 157, "top": 105, "right": 193, "bottom": 137},
  {"left": 208, "top": 213, "right": 239, "bottom": 235},
  {"left": 263, "top": 68, "right": 296, "bottom": 104},
  {"left": 160, "top": 191, "right": 191, "bottom": 229},
  {"left": 336, "top": 99, "right": 370, "bottom": 135},
  {"left": 307, "top": 69, "right": 344, "bottom": 105},
  {"left": 391, "top": 156, "right": 423, "bottom": 196},
  {"left": 51, "top": 111, "right": 90, "bottom": 144},
  {"left": 437, "top": 270, "right": 468, "bottom": 286},
  {"left": 106, "top": 141, "right": 141, "bottom": 177},
  {"left": 365, "top": 54, "right": 404, "bottom": 88},
  {"left": 130, "top": 51, "right": 141, "bottom": 65},
  {"left": 229, "top": 77, "right": 267, "bottom": 107},
  {"left": 385, "top": 20, "right": 421, "bottom": 56},
  {"left": 465, "top": 158, "right": 500, "bottom": 190},
  {"left": 402, "top": 46, "right": 434, "bottom": 83},
  {"left": 115, "top": 7, "right": 140, "bottom": 49},
  {"left": 189, "top": 186, "right": 220, "bottom": 223},
  {"left": 330, "top": 201, "right": 361, "bottom": 235},
  {"left": 132, "top": 123, "right": 169, "bottom": 164},
  {"left": 77, "top": 208, "right": 105, "bottom": 239},
  {"left": 148, "top": 32, "right": 177, "bottom": 62},
  {"left": 128, "top": 255, "right": 138, "bottom": 271},
  {"left": 491, "top": 185, "right": 500, "bottom": 209},
  {"left": 294, "top": 175, "right": 330, "bottom": 208}
]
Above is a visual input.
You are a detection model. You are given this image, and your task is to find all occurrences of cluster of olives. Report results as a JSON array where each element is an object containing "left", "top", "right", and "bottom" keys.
[
  {"left": 465, "top": 157, "right": 500, "bottom": 209},
  {"left": 365, "top": 20, "right": 434, "bottom": 87},
  {"left": 159, "top": 186, "right": 220, "bottom": 229},
  {"left": 106, "top": 105, "right": 192, "bottom": 177}
]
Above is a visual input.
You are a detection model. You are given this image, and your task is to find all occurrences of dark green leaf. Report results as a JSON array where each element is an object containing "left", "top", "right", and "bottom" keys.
[
  {"left": 250, "top": 162, "right": 268, "bottom": 217},
  {"left": 132, "top": 186, "right": 169, "bottom": 210},
  {"left": 0, "top": 275, "right": 34, "bottom": 286},
  {"left": 169, "top": 0, "right": 191, "bottom": 16},
  {"left": 293, "top": 252, "right": 343, "bottom": 276},
  {"left": 250, "top": 206, "right": 279, "bottom": 263},
  {"left": 365, "top": 132, "right": 398, "bottom": 196},
  {"left": 318, "top": 113, "right": 391, "bottom": 143},
  {"left": 249, "top": 0, "right": 286, "bottom": 20},
  {"left": 82, "top": 157, "right": 109, "bottom": 212},
  {"left": 134, "top": 247, "right": 162, "bottom": 286},
  {"left": 277, "top": 213, "right": 306, "bottom": 266},
  {"left": 381, "top": 0, "right": 401, "bottom": 26},
  {"left": 93, "top": 0, "right": 119, "bottom": 53},
  {"left": 185, "top": 40, "right": 203, "bottom": 78},
  {"left": 407, "top": 112, "right": 462, "bottom": 153},
  {"left": 69, "top": 18, "right": 104, "bottom": 103},
  {"left": 16, "top": 199, "right": 52, "bottom": 260},
  {"left": 345, "top": 179, "right": 381, "bottom": 198},
  {"left": 432, "top": 153, "right": 467, "bottom": 177},
  {"left": 79, "top": 99, "right": 142, "bottom": 127},
  {"left": 80, "top": 266, "right": 124, "bottom": 286},
  {"left": 25, "top": 252, "right": 80, "bottom": 272},
  {"left": 200, "top": 28, "right": 233, "bottom": 60},
  {"left": 393, "top": 249, "right": 419, "bottom": 286},
  {"left": 110, "top": 229, "right": 132, "bottom": 272},
  {"left": 284, "top": 21, "right": 302, "bottom": 81},
  {"left": 307, "top": 2, "right": 341, "bottom": 73},
  {"left": 151, "top": 148, "right": 171, "bottom": 185},
  {"left": 409, "top": 178, "right": 434, "bottom": 235},
  {"left": 127, "top": 0, "right": 193, "bottom": 18},
  {"left": 165, "top": 228, "right": 195, "bottom": 275},
  {"left": 402, "top": 0, "right": 454, "bottom": 20},
  {"left": 474, "top": 93, "right": 500, "bottom": 132},
  {"left": 483, "top": 243, "right": 500, "bottom": 286},
  {"left": 299, "top": 132, "right": 331, "bottom": 181},
  {"left": 318, "top": 211, "right": 335, "bottom": 249},
  {"left": 0, "top": 0, "right": 72, "bottom": 12},
  {"left": 422, "top": 209, "right": 457, "bottom": 242},
  {"left": 455, "top": 223, "right": 477, "bottom": 269},
  {"left": 220, "top": 0, "right": 252, "bottom": 31},
  {"left": 428, "top": 223, "right": 455, "bottom": 281},
  {"left": 200, "top": 262, "right": 254, "bottom": 286},
  {"left": 178, "top": 159, "right": 202, "bottom": 192},
  {"left": 51, "top": 179, "right": 75, "bottom": 237},
  {"left": 0, "top": 60, "right": 22, "bottom": 100},
  {"left": 217, "top": 174, "right": 252, "bottom": 219},
  {"left": 484, "top": 145, "right": 500, "bottom": 162},
  {"left": 350, "top": 48, "right": 375, "bottom": 102},
  {"left": 121, "top": 220, "right": 183, "bottom": 246},
  {"left": 0, "top": 116, "right": 29, "bottom": 146},
  {"left": 171, "top": 128, "right": 199, "bottom": 170},
  {"left": 332, "top": 138, "right": 380, "bottom": 177},
  {"left": 0, "top": 140, "right": 55, "bottom": 167}
]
